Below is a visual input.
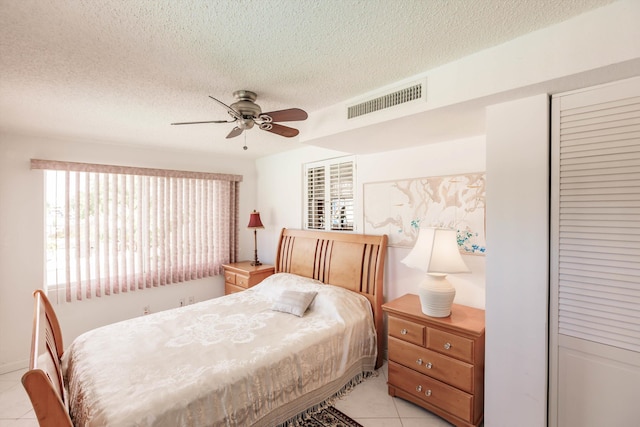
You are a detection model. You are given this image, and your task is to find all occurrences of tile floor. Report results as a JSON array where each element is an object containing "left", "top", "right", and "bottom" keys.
[{"left": 0, "top": 362, "right": 454, "bottom": 427}]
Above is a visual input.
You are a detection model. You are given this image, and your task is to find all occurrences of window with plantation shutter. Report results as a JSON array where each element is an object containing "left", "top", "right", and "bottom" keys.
[{"left": 304, "top": 157, "right": 355, "bottom": 231}]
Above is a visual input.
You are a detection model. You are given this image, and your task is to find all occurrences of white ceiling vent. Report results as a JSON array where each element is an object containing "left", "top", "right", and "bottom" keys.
[{"left": 347, "top": 80, "right": 425, "bottom": 119}]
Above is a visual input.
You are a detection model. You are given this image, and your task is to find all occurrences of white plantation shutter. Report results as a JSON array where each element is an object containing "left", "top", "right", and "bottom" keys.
[
  {"left": 555, "top": 88, "right": 640, "bottom": 353},
  {"left": 306, "top": 165, "right": 325, "bottom": 230},
  {"left": 304, "top": 157, "right": 355, "bottom": 231},
  {"left": 329, "top": 161, "right": 354, "bottom": 230}
]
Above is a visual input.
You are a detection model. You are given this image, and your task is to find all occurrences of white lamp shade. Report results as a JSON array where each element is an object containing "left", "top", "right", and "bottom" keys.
[{"left": 402, "top": 227, "right": 469, "bottom": 274}]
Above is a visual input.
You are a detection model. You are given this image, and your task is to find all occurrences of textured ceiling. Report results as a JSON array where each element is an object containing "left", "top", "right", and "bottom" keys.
[{"left": 0, "top": 0, "right": 616, "bottom": 158}]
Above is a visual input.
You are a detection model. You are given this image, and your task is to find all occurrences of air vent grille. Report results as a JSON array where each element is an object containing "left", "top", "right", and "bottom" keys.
[{"left": 348, "top": 83, "right": 423, "bottom": 119}]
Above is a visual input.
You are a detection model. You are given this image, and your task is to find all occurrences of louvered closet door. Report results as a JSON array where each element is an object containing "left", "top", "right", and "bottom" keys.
[{"left": 550, "top": 77, "right": 640, "bottom": 427}]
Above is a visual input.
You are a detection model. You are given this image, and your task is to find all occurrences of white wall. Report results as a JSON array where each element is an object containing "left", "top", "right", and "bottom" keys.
[
  {"left": 303, "top": 0, "right": 640, "bottom": 145},
  {"left": 255, "top": 136, "right": 487, "bottom": 308},
  {"left": 0, "top": 134, "right": 257, "bottom": 373},
  {"left": 485, "top": 94, "right": 550, "bottom": 427}
]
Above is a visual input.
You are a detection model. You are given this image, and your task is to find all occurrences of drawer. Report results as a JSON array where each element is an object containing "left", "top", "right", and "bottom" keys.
[
  {"left": 224, "top": 271, "right": 236, "bottom": 285},
  {"left": 388, "top": 361, "right": 473, "bottom": 422},
  {"left": 224, "top": 283, "right": 245, "bottom": 294},
  {"left": 427, "top": 328, "right": 474, "bottom": 363},
  {"left": 236, "top": 274, "right": 249, "bottom": 288},
  {"left": 388, "top": 316, "right": 425, "bottom": 346},
  {"left": 389, "top": 337, "right": 474, "bottom": 393}
]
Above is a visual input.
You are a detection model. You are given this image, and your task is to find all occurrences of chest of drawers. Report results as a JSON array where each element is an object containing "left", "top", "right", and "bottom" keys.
[
  {"left": 382, "top": 294, "right": 485, "bottom": 427},
  {"left": 222, "top": 262, "right": 274, "bottom": 295}
]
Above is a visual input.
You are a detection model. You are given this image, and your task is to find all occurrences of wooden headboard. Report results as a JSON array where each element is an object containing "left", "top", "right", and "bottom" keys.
[{"left": 275, "top": 228, "right": 388, "bottom": 368}]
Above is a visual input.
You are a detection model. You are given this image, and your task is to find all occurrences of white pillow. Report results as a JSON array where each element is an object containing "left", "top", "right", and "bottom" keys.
[
  {"left": 253, "top": 273, "right": 324, "bottom": 297},
  {"left": 271, "top": 290, "right": 318, "bottom": 317}
]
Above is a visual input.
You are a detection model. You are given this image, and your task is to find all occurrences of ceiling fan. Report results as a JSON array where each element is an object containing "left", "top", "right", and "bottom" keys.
[{"left": 171, "top": 90, "right": 308, "bottom": 139}]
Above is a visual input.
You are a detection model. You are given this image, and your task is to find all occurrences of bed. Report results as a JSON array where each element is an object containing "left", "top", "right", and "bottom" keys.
[{"left": 22, "top": 228, "right": 387, "bottom": 427}]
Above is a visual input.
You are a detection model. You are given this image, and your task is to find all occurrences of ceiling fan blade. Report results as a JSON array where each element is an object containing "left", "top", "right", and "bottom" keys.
[
  {"left": 226, "top": 126, "right": 243, "bottom": 139},
  {"left": 171, "top": 119, "right": 234, "bottom": 125},
  {"left": 260, "top": 122, "right": 299, "bottom": 138},
  {"left": 209, "top": 96, "right": 242, "bottom": 120},
  {"left": 260, "top": 108, "right": 308, "bottom": 122}
]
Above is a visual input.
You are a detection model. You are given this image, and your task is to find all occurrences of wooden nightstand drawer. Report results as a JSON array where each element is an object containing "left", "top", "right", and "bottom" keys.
[
  {"left": 222, "top": 262, "right": 275, "bottom": 295},
  {"left": 224, "top": 271, "right": 236, "bottom": 285},
  {"left": 428, "top": 328, "right": 474, "bottom": 363},
  {"left": 389, "top": 336, "right": 474, "bottom": 393},
  {"left": 225, "top": 283, "right": 245, "bottom": 294},
  {"left": 236, "top": 275, "right": 249, "bottom": 288},
  {"left": 389, "top": 316, "right": 425, "bottom": 346},
  {"left": 389, "top": 361, "right": 473, "bottom": 422}
]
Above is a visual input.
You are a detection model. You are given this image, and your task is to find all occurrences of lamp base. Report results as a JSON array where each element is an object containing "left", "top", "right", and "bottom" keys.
[
  {"left": 251, "top": 229, "right": 261, "bottom": 266},
  {"left": 418, "top": 275, "right": 456, "bottom": 317},
  {"left": 251, "top": 249, "right": 261, "bottom": 266}
]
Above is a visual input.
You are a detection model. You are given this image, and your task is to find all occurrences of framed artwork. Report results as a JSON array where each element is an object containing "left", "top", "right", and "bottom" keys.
[{"left": 363, "top": 172, "right": 486, "bottom": 254}]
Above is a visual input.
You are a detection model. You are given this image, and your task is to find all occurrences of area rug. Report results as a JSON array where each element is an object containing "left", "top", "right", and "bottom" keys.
[{"left": 299, "top": 406, "right": 363, "bottom": 427}]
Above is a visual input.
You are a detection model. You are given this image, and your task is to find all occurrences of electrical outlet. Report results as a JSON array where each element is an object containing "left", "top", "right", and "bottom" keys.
[
  {"left": 143, "top": 305, "right": 150, "bottom": 315},
  {"left": 179, "top": 298, "right": 185, "bottom": 307},
  {"left": 188, "top": 296, "right": 195, "bottom": 305}
]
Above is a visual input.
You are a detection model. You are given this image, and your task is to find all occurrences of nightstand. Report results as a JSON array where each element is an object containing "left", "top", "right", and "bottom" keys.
[
  {"left": 382, "top": 294, "right": 485, "bottom": 427},
  {"left": 222, "top": 262, "right": 275, "bottom": 295}
]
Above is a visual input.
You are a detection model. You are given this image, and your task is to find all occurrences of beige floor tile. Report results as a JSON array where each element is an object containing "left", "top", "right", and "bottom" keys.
[
  {"left": 0, "top": 383, "right": 32, "bottom": 420},
  {"left": 0, "top": 420, "right": 39, "bottom": 427},
  {"left": 392, "top": 395, "right": 434, "bottom": 418},
  {"left": 334, "top": 372, "right": 399, "bottom": 419},
  {"left": 355, "top": 418, "right": 403, "bottom": 427},
  {"left": 401, "top": 416, "right": 455, "bottom": 427}
]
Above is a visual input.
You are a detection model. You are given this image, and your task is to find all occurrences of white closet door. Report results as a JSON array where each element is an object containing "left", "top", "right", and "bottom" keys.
[{"left": 550, "top": 77, "right": 640, "bottom": 427}]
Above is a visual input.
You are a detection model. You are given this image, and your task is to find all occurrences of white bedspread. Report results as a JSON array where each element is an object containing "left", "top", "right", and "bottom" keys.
[{"left": 64, "top": 273, "right": 377, "bottom": 427}]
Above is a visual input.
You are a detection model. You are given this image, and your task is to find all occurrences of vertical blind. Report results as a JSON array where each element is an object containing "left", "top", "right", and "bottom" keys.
[
  {"left": 31, "top": 160, "right": 241, "bottom": 303},
  {"left": 557, "top": 94, "right": 640, "bottom": 352}
]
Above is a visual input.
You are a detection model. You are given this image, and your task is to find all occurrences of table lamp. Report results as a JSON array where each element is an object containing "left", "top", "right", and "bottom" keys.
[
  {"left": 402, "top": 227, "right": 470, "bottom": 317},
  {"left": 247, "top": 210, "right": 264, "bottom": 266}
]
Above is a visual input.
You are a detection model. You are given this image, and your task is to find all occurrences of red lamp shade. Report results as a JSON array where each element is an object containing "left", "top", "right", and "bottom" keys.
[{"left": 247, "top": 210, "right": 264, "bottom": 229}]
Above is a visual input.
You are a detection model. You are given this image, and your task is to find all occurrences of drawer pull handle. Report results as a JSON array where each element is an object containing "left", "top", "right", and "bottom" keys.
[
  {"left": 416, "top": 385, "right": 422, "bottom": 392},
  {"left": 425, "top": 390, "right": 432, "bottom": 397},
  {"left": 416, "top": 358, "right": 423, "bottom": 365},
  {"left": 400, "top": 328, "right": 408, "bottom": 335},
  {"left": 444, "top": 342, "right": 451, "bottom": 350},
  {"left": 426, "top": 362, "right": 432, "bottom": 369}
]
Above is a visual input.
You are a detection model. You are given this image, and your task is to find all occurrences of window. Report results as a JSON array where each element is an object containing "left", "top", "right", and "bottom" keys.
[
  {"left": 31, "top": 159, "right": 241, "bottom": 302},
  {"left": 304, "top": 157, "right": 354, "bottom": 231}
]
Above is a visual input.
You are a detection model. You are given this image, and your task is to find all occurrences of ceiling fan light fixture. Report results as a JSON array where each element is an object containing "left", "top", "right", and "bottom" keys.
[{"left": 238, "top": 118, "right": 254, "bottom": 130}]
